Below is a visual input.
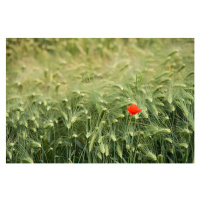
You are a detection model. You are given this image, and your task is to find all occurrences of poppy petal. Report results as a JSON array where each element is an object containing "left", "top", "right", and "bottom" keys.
[
  {"left": 129, "top": 111, "right": 133, "bottom": 115},
  {"left": 130, "top": 105, "right": 137, "bottom": 113},
  {"left": 126, "top": 104, "right": 142, "bottom": 115},
  {"left": 127, "top": 104, "right": 142, "bottom": 115},
  {"left": 135, "top": 108, "right": 142, "bottom": 114}
]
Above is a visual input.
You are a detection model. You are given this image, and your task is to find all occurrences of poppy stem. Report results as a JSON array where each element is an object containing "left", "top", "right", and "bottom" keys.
[{"left": 133, "top": 132, "right": 140, "bottom": 163}]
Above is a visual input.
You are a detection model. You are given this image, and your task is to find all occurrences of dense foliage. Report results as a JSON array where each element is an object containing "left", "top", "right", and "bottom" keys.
[{"left": 6, "top": 38, "right": 194, "bottom": 163}]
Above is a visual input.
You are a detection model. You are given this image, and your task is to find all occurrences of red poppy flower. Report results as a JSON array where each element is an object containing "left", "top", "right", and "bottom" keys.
[{"left": 127, "top": 104, "right": 142, "bottom": 115}]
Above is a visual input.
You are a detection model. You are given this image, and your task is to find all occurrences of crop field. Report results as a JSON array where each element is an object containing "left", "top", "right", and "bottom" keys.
[{"left": 6, "top": 38, "right": 194, "bottom": 163}]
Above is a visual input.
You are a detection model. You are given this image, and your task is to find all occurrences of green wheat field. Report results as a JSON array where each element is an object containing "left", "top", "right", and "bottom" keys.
[{"left": 6, "top": 38, "right": 194, "bottom": 163}]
